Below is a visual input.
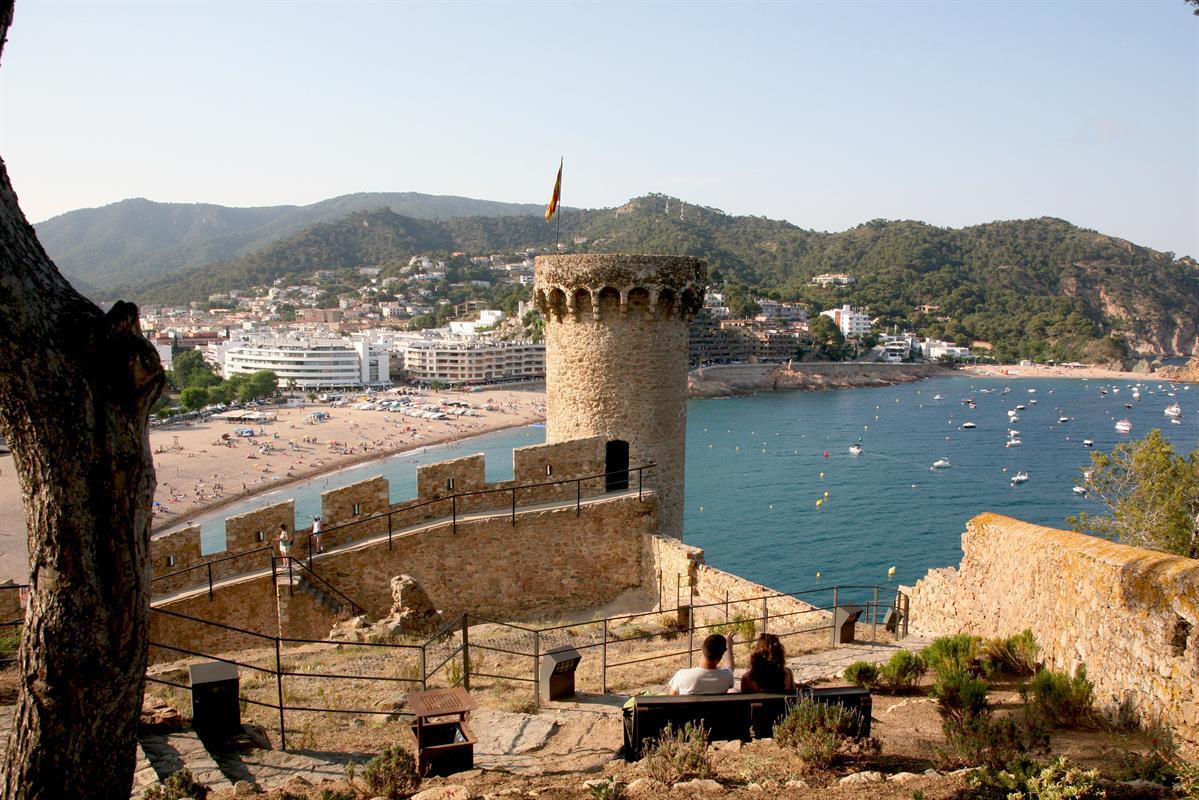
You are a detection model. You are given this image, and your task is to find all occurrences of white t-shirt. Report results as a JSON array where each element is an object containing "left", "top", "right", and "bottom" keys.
[{"left": 668, "top": 667, "right": 734, "bottom": 695}]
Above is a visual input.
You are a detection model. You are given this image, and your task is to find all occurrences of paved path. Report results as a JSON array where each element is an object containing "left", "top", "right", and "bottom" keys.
[{"left": 787, "top": 637, "right": 930, "bottom": 684}]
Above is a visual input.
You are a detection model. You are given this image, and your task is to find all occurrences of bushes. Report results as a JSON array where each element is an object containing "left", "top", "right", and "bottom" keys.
[
  {"left": 980, "top": 630, "right": 1040, "bottom": 677},
  {"left": 773, "top": 698, "right": 871, "bottom": 769},
  {"left": 922, "top": 634, "right": 982, "bottom": 677},
  {"left": 932, "top": 665, "right": 990, "bottom": 727},
  {"left": 642, "top": 722, "right": 714, "bottom": 785},
  {"left": 931, "top": 662, "right": 1045, "bottom": 770},
  {"left": 878, "top": 650, "right": 927, "bottom": 693},
  {"left": 843, "top": 661, "right": 879, "bottom": 690},
  {"left": 968, "top": 756, "right": 1104, "bottom": 800},
  {"left": 363, "top": 745, "right": 421, "bottom": 799},
  {"left": 143, "top": 770, "right": 208, "bottom": 800},
  {"left": 1022, "top": 666, "right": 1094, "bottom": 728}
]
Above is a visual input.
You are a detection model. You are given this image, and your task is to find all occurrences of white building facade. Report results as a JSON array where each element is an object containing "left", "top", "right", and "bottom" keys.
[
  {"left": 400, "top": 338, "right": 545, "bottom": 384},
  {"left": 223, "top": 339, "right": 390, "bottom": 389},
  {"left": 820, "top": 304, "right": 872, "bottom": 337}
]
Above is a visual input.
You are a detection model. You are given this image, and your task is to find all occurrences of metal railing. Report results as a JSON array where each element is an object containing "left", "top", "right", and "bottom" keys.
[{"left": 271, "top": 554, "right": 366, "bottom": 617}]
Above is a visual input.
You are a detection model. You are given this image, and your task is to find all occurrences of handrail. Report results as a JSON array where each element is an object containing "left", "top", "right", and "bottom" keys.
[
  {"left": 278, "top": 555, "right": 365, "bottom": 616},
  {"left": 151, "top": 546, "right": 273, "bottom": 585}
]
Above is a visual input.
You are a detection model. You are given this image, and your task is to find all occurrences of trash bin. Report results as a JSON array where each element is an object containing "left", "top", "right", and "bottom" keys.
[
  {"left": 539, "top": 647, "right": 581, "bottom": 702},
  {"left": 408, "top": 687, "right": 476, "bottom": 777},
  {"left": 190, "top": 661, "right": 241, "bottom": 742},
  {"left": 832, "top": 605, "right": 864, "bottom": 644}
]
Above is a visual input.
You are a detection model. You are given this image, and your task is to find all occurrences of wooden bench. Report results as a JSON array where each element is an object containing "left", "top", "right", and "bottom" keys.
[{"left": 621, "top": 686, "right": 872, "bottom": 760}]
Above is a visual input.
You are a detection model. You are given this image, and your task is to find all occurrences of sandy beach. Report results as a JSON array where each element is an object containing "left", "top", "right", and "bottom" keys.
[
  {"left": 961, "top": 363, "right": 1175, "bottom": 382},
  {"left": 0, "top": 386, "right": 546, "bottom": 584}
]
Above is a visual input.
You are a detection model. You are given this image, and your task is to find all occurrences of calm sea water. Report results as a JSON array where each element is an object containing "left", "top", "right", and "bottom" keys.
[{"left": 190, "top": 376, "right": 1195, "bottom": 594}]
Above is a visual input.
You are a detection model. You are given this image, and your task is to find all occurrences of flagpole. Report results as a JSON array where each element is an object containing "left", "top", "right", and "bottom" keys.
[{"left": 555, "top": 156, "right": 562, "bottom": 251}]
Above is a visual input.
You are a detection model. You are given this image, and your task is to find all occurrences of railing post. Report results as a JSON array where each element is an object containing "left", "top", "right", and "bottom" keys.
[
  {"left": 601, "top": 617, "right": 608, "bottom": 695},
  {"left": 761, "top": 595, "right": 768, "bottom": 636},
  {"left": 687, "top": 607, "right": 695, "bottom": 669},
  {"left": 638, "top": 467, "right": 643, "bottom": 500},
  {"left": 532, "top": 629, "right": 541, "bottom": 711},
  {"left": 274, "top": 635, "right": 287, "bottom": 751},
  {"left": 419, "top": 646, "right": 427, "bottom": 691},
  {"left": 725, "top": 591, "right": 729, "bottom": 623},
  {"left": 287, "top": 557, "right": 294, "bottom": 596},
  {"left": 511, "top": 488, "right": 516, "bottom": 526},
  {"left": 452, "top": 495, "right": 457, "bottom": 535},
  {"left": 830, "top": 586, "right": 839, "bottom": 646},
  {"left": 872, "top": 586, "right": 879, "bottom": 642},
  {"left": 902, "top": 593, "right": 910, "bottom": 639},
  {"left": 576, "top": 479, "right": 581, "bottom": 517},
  {"left": 207, "top": 562, "right": 213, "bottom": 601},
  {"left": 388, "top": 511, "right": 393, "bottom": 550},
  {"left": 461, "top": 613, "right": 470, "bottom": 690}
]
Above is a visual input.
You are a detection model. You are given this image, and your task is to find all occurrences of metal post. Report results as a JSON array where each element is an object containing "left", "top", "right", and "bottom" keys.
[
  {"left": 576, "top": 479, "right": 581, "bottom": 516},
  {"left": 274, "top": 635, "right": 287, "bottom": 751},
  {"left": 419, "top": 647, "right": 427, "bottom": 691},
  {"left": 388, "top": 511, "right": 393, "bottom": 550},
  {"left": 830, "top": 586, "right": 839, "bottom": 646},
  {"left": 462, "top": 613, "right": 470, "bottom": 691},
  {"left": 762, "top": 595, "right": 768, "bottom": 636},
  {"left": 511, "top": 488, "right": 517, "bottom": 526},
  {"left": 532, "top": 630, "right": 541, "bottom": 711},
  {"left": 601, "top": 617, "right": 608, "bottom": 695},
  {"left": 687, "top": 610, "right": 695, "bottom": 669},
  {"left": 638, "top": 468, "right": 643, "bottom": 500},
  {"left": 452, "top": 495, "right": 457, "bottom": 535},
  {"left": 902, "top": 593, "right": 910, "bottom": 639},
  {"left": 725, "top": 591, "right": 729, "bottom": 624},
  {"left": 872, "top": 586, "right": 879, "bottom": 642},
  {"left": 207, "top": 562, "right": 213, "bottom": 601},
  {"left": 287, "top": 556, "right": 294, "bottom": 596}
]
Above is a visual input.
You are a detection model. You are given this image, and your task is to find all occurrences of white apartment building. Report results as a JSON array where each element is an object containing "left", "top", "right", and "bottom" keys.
[
  {"left": 919, "top": 340, "right": 974, "bottom": 362},
  {"left": 756, "top": 299, "right": 808, "bottom": 323},
  {"left": 820, "top": 304, "right": 872, "bottom": 337},
  {"left": 401, "top": 338, "right": 545, "bottom": 384},
  {"left": 811, "top": 273, "right": 855, "bottom": 287},
  {"left": 223, "top": 339, "right": 390, "bottom": 389}
]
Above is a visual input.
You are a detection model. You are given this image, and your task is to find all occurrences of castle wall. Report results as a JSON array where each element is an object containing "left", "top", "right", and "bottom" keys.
[
  {"left": 322, "top": 476, "right": 390, "bottom": 527},
  {"left": 904, "top": 513, "right": 1199, "bottom": 744},
  {"left": 150, "top": 492, "right": 659, "bottom": 663},
  {"left": 536, "top": 254, "right": 707, "bottom": 539}
]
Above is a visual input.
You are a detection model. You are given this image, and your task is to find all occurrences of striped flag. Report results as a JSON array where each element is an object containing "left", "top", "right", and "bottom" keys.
[{"left": 545, "top": 158, "right": 562, "bottom": 222}]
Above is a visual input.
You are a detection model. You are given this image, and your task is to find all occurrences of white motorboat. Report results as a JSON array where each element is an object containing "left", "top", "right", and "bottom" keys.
[
  {"left": 1016, "top": 404, "right": 1026, "bottom": 410},
  {"left": 1006, "top": 438, "right": 1023, "bottom": 447},
  {"left": 1083, "top": 439, "right": 1094, "bottom": 447},
  {"left": 1008, "top": 413, "right": 1020, "bottom": 423},
  {"left": 849, "top": 442, "right": 863, "bottom": 456},
  {"left": 933, "top": 394, "right": 944, "bottom": 401},
  {"left": 1029, "top": 399, "right": 1038, "bottom": 405},
  {"left": 1073, "top": 486, "right": 1087, "bottom": 496},
  {"left": 1008, "top": 428, "right": 1020, "bottom": 437},
  {"left": 961, "top": 422, "right": 976, "bottom": 429},
  {"left": 1011, "top": 471, "right": 1029, "bottom": 484},
  {"left": 1115, "top": 419, "right": 1132, "bottom": 433},
  {"left": 1028, "top": 389, "right": 1036, "bottom": 393},
  {"left": 1058, "top": 416, "right": 1070, "bottom": 424},
  {"left": 1164, "top": 403, "right": 1182, "bottom": 418},
  {"left": 931, "top": 458, "right": 952, "bottom": 469},
  {"left": 1171, "top": 418, "right": 1182, "bottom": 425}
]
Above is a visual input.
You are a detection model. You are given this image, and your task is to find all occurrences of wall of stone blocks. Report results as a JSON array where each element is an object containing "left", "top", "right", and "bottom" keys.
[
  {"left": 904, "top": 513, "right": 1199, "bottom": 745},
  {"left": 417, "top": 454, "right": 486, "bottom": 503},
  {"left": 321, "top": 476, "right": 390, "bottom": 528},
  {"left": 150, "top": 573, "right": 279, "bottom": 665},
  {"left": 150, "top": 526, "right": 202, "bottom": 584},
  {"left": 226, "top": 500, "right": 295, "bottom": 555}
]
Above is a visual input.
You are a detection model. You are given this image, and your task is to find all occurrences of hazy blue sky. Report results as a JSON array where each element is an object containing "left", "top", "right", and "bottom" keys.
[{"left": 1, "top": 1, "right": 1196, "bottom": 256}]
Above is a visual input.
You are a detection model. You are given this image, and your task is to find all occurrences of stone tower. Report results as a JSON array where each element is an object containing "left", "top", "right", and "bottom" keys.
[{"left": 534, "top": 254, "right": 707, "bottom": 538}]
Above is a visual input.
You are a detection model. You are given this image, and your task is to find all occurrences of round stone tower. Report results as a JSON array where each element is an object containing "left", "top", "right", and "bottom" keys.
[{"left": 534, "top": 254, "right": 707, "bottom": 538}]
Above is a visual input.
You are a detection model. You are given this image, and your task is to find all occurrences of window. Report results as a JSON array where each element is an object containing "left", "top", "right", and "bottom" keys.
[
  {"left": 545, "top": 465, "right": 552, "bottom": 477},
  {"left": 352, "top": 503, "right": 361, "bottom": 516},
  {"left": 256, "top": 531, "right": 265, "bottom": 542},
  {"left": 447, "top": 478, "right": 455, "bottom": 491},
  {"left": 166, "top": 556, "right": 175, "bottom": 567}
]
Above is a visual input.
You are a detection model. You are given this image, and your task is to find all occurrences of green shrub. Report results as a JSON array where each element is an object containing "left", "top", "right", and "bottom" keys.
[
  {"left": 363, "top": 745, "right": 421, "bottom": 799},
  {"left": 143, "top": 769, "right": 208, "bottom": 800},
  {"left": 0, "top": 629, "right": 20, "bottom": 660},
  {"left": 938, "top": 714, "right": 1041, "bottom": 771},
  {"left": 1112, "top": 722, "right": 1180, "bottom": 784},
  {"left": 980, "top": 630, "right": 1040, "bottom": 677},
  {"left": 922, "top": 634, "right": 982, "bottom": 677},
  {"left": 643, "top": 722, "right": 713, "bottom": 785},
  {"left": 773, "top": 698, "right": 865, "bottom": 769},
  {"left": 843, "top": 661, "right": 879, "bottom": 689},
  {"left": 1023, "top": 756, "right": 1104, "bottom": 799},
  {"left": 878, "top": 650, "right": 927, "bottom": 693},
  {"left": 932, "top": 664, "right": 990, "bottom": 726},
  {"left": 1022, "top": 666, "right": 1093, "bottom": 728},
  {"left": 588, "top": 776, "right": 628, "bottom": 800},
  {"left": 1175, "top": 762, "right": 1199, "bottom": 800},
  {"left": 713, "top": 613, "right": 757, "bottom": 642}
]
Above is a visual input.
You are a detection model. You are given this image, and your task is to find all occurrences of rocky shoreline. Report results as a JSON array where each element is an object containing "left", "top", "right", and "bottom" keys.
[{"left": 687, "top": 362, "right": 952, "bottom": 398}]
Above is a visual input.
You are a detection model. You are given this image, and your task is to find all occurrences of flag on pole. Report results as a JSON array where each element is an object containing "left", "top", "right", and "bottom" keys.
[{"left": 545, "top": 158, "right": 562, "bottom": 222}]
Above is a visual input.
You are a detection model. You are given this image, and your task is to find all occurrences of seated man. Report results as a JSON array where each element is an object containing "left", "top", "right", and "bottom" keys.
[{"left": 667, "top": 633, "right": 735, "bottom": 695}]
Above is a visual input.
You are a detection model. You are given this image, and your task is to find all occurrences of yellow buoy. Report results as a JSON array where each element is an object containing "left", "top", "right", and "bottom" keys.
[
  {"left": 824, "top": 491, "right": 829, "bottom": 498},
  {"left": 819, "top": 472, "right": 824, "bottom": 479},
  {"left": 816, "top": 499, "right": 823, "bottom": 507},
  {"left": 887, "top": 566, "right": 897, "bottom": 577},
  {"left": 815, "top": 571, "right": 822, "bottom": 578},
  {"left": 699, "top": 506, "right": 704, "bottom": 512}
]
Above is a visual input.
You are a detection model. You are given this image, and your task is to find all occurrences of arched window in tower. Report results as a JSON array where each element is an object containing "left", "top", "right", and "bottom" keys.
[{"left": 597, "top": 287, "right": 621, "bottom": 319}]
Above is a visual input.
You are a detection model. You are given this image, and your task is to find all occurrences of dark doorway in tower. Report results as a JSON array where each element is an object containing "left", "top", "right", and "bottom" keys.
[{"left": 605, "top": 440, "right": 630, "bottom": 491}]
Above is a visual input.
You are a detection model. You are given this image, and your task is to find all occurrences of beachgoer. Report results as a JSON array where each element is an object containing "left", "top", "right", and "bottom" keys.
[
  {"left": 277, "top": 523, "right": 293, "bottom": 558},
  {"left": 311, "top": 516, "right": 323, "bottom": 554},
  {"left": 667, "top": 634, "right": 735, "bottom": 695},
  {"left": 739, "top": 633, "right": 795, "bottom": 693}
]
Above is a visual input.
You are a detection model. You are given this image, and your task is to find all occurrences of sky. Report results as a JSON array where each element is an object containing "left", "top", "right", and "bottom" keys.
[{"left": 1, "top": 1, "right": 1196, "bottom": 257}]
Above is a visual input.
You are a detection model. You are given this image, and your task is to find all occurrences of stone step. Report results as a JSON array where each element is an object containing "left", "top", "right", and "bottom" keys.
[
  {"left": 131, "top": 741, "right": 161, "bottom": 798},
  {"left": 139, "top": 730, "right": 233, "bottom": 792}
]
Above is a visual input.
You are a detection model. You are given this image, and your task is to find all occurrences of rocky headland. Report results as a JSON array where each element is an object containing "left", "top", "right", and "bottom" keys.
[{"left": 687, "top": 363, "right": 952, "bottom": 398}]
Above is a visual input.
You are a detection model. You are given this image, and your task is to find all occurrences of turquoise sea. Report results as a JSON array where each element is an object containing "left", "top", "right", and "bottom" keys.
[{"left": 192, "top": 375, "right": 1195, "bottom": 593}]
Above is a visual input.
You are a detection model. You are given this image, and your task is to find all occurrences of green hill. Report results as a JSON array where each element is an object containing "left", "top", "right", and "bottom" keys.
[
  {"left": 33, "top": 192, "right": 545, "bottom": 291},
  {"left": 50, "top": 192, "right": 1199, "bottom": 362}
]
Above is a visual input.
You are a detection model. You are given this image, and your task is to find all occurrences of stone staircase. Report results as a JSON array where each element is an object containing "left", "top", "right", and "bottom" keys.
[
  {"left": 293, "top": 571, "right": 354, "bottom": 617},
  {"left": 140, "top": 730, "right": 234, "bottom": 794}
]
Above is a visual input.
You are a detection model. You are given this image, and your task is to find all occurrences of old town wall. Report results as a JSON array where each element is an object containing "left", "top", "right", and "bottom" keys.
[{"left": 904, "top": 513, "right": 1199, "bottom": 744}]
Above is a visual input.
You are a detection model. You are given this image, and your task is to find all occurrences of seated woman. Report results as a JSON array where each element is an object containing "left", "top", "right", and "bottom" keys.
[{"left": 739, "top": 633, "right": 795, "bottom": 693}]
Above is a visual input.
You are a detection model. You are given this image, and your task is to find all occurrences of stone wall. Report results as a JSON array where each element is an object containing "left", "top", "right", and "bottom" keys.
[
  {"left": 904, "top": 513, "right": 1199, "bottom": 744},
  {"left": 688, "top": 362, "right": 951, "bottom": 398},
  {"left": 150, "top": 526, "right": 202, "bottom": 583},
  {"left": 226, "top": 500, "right": 294, "bottom": 554},
  {"left": 321, "top": 476, "right": 390, "bottom": 528}
]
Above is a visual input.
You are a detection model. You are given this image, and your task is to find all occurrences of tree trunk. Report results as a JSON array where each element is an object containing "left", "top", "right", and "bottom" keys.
[{"left": 0, "top": 4, "right": 165, "bottom": 797}]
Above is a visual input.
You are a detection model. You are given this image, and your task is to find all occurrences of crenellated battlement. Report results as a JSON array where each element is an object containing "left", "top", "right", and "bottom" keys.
[{"left": 534, "top": 254, "right": 706, "bottom": 323}]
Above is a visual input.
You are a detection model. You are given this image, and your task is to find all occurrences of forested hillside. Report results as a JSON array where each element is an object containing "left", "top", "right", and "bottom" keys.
[
  {"left": 63, "top": 192, "right": 1199, "bottom": 361},
  {"left": 34, "top": 193, "right": 546, "bottom": 291}
]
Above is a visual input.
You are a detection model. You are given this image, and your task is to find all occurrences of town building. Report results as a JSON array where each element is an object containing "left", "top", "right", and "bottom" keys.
[
  {"left": 222, "top": 338, "right": 390, "bottom": 389},
  {"left": 399, "top": 338, "right": 545, "bottom": 384},
  {"left": 811, "top": 272, "right": 855, "bottom": 287},
  {"left": 820, "top": 304, "right": 872, "bottom": 337}
]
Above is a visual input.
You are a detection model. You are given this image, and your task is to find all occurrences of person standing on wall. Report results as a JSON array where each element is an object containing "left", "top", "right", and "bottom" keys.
[
  {"left": 277, "top": 522, "right": 293, "bottom": 559},
  {"left": 311, "top": 516, "right": 323, "bottom": 554}
]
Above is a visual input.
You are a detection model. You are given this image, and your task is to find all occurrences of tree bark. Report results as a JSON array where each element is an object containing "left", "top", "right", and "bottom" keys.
[{"left": 0, "top": 4, "right": 165, "bottom": 797}]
